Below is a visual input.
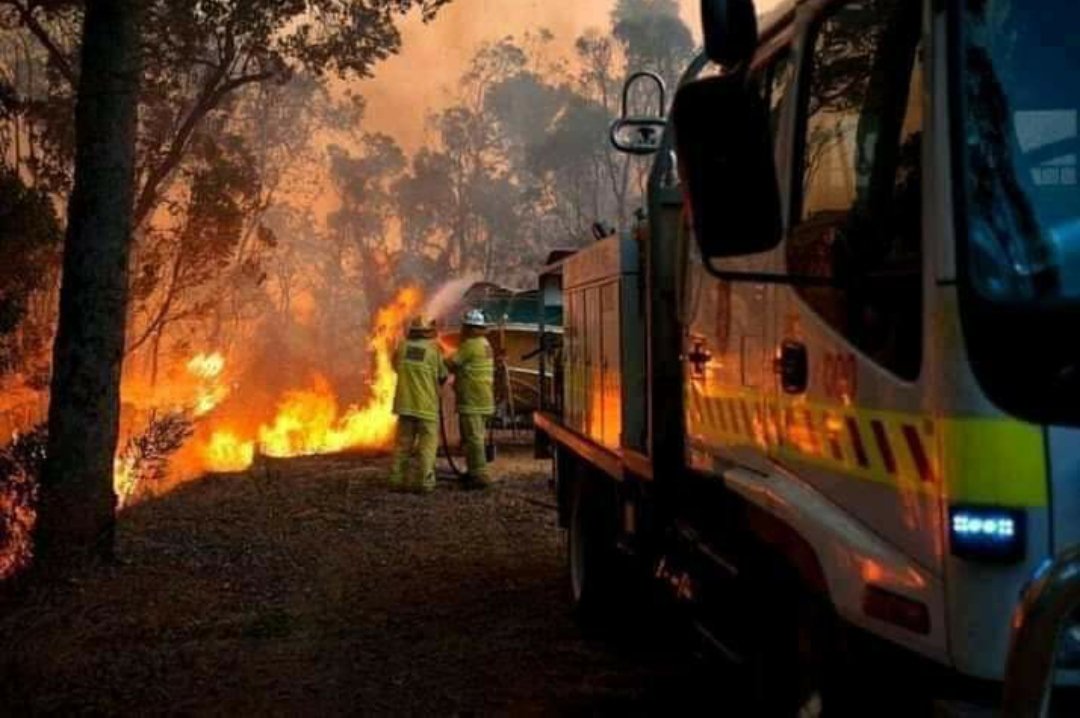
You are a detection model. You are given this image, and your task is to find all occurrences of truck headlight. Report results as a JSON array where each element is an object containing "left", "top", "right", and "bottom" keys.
[{"left": 949, "top": 506, "right": 1026, "bottom": 563}]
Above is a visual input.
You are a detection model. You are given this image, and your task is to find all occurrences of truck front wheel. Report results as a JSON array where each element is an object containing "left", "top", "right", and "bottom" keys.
[{"left": 749, "top": 580, "right": 840, "bottom": 717}]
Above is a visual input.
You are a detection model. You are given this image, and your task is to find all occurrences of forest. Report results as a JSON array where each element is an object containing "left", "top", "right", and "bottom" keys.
[{"left": 0, "top": 0, "right": 694, "bottom": 580}]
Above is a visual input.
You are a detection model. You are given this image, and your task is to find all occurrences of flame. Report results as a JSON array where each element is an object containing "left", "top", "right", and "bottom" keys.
[
  {"left": 187, "top": 352, "right": 230, "bottom": 417},
  {"left": 113, "top": 453, "right": 138, "bottom": 506},
  {"left": 201, "top": 287, "right": 423, "bottom": 471},
  {"left": 4, "top": 286, "right": 429, "bottom": 566},
  {"left": 187, "top": 352, "right": 225, "bottom": 379},
  {"left": 204, "top": 431, "right": 255, "bottom": 472}
]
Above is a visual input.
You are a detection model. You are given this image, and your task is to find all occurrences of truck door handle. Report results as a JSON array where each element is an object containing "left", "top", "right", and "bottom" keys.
[
  {"left": 776, "top": 341, "right": 808, "bottom": 394},
  {"left": 687, "top": 339, "right": 712, "bottom": 378}
]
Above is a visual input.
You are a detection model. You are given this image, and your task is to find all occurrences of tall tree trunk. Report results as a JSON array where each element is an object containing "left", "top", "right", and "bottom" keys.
[{"left": 35, "top": 0, "right": 140, "bottom": 571}]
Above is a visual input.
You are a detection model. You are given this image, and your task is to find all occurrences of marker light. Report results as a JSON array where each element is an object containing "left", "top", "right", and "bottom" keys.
[{"left": 949, "top": 506, "right": 1026, "bottom": 563}]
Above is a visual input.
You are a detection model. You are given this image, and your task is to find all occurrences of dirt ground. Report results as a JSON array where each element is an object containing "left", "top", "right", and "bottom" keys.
[{"left": 0, "top": 448, "right": 710, "bottom": 715}]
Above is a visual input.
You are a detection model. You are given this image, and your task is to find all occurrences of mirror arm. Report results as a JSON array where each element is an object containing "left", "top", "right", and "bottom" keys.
[{"left": 621, "top": 71, "right": 667, "bottom": 117}]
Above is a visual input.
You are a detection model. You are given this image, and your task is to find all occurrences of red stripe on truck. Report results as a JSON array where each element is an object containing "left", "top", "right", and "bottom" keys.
[
  {"left": 871, "top": 420, "right": 898, "bottom": 475},
  {"left": 847, "top": 417, "right": 869, "bottom": 468},
  {"left": 902, "top": 424, "right": 936, "bottom": 483}
]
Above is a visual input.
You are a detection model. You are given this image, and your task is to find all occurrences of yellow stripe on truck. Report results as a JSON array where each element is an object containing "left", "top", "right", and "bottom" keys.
[
  {"left": 686, "top": 383, "right": 1048, "bottom": 509},
  {"left": 940, "top": 419, "right": 1047, "bottom": 508}
]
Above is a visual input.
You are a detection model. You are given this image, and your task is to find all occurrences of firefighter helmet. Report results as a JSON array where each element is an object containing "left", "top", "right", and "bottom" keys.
[
  {"left": 407, "top": 315, "right": 437, "bottom": 336},
  {"left": 462, "top": 309, "right": 488, "bottom": 328}
]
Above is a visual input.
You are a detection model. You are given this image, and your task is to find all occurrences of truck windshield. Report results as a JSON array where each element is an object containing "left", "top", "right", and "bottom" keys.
[{"left": 962, "top": 0, "right": 1080, "bottom": 302}]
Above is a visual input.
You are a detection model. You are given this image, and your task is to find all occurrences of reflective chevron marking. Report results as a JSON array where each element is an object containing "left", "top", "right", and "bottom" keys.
[
  {"left": 684, "top": 383, "right": 1048, "bottom": 507},
  {"left": 686, "top": 386, "right": 938, "bottom": 495},
  {"left": 870, "top": 420, "right": 898, "bottom": 475}
]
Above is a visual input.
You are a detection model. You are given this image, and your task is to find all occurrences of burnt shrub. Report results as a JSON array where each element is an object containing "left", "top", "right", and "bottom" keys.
[{"left": 0, "top": 424, "right": 45, "bottom": 580}]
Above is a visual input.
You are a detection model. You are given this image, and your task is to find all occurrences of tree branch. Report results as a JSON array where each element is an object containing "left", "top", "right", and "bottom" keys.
[
  {"left": 133, "top": 66, "right": 280, "bottom": 228},
  {"left": 126, "top": 243, "right": 185, "bottom": 355},
  {"left": 217, "top": 70, "right": 278, "bottom": 96},
  {"left": 7, "top": 1, "right": 75, "bottom": 87}
]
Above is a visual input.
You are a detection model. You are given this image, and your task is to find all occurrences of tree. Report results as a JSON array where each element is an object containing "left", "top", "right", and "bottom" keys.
[
  {"left": 0, "top": 166, "right": 60, "bottom": 376},
  {"left": 34, "top": 0, "right": 140, "bottom": 569},
  {"left": 1, "top": 0, "right": 452, "bottom": 224},
  {"left": 387, "top": 5, "right": 694, "bottom": 287},
  {"left": 322, "top": 133, "right": 406, "bottom": 380},
  {"left": 1, "top": 0, "right": 453, "bottom": 394},
  {"left": 127, "top": 131, "right": 263, "bottom": 383},
  {"left": 390, "top": 37, "right": 533, "bottom": 280},
  {"left": 612, "top": 0, "right": 694, "bottom": 91}
]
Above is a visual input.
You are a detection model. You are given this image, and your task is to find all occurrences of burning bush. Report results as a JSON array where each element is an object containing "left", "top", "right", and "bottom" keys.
[
  {"left": 0, "top": 411, "right": 196, "bottom": 581},
  {"left": 115, "top": 410, "right": 195, "bottom": 508},
  {"left": 0, "top": 424, "right": 45, "bottom": 580}
]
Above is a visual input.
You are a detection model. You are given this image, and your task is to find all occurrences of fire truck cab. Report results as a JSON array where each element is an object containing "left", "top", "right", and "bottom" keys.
[{"left": 535, "top": 0, "right": 1080, "bottom": 713}]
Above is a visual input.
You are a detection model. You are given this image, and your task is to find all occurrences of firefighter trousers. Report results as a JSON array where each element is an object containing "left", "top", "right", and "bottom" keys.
[
  {"left": 459, "top": 413, "right": 490, "bottom": 483},
  {"left": 389, "top": 416, "right": 439, "bottom": 491}
]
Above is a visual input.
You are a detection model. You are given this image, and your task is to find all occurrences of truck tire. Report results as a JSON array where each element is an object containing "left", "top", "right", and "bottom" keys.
[
  {"left": 567, "top": 478, "right": 620, "bottom": 631},
  {"left": 791, "top": 593, "right": 832, "bottom": 718},
  {"left": 749, "top": 580, "right": 840, "bottom": 717}
]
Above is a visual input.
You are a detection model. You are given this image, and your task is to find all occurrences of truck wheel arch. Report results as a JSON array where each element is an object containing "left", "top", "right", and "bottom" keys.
[{"left": 743, "top": 500, "right": 829, "bottom": 599}]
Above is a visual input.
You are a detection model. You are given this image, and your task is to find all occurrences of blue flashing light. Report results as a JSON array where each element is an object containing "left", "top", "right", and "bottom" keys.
[
  {"left": 952, "top": 514, "right": 1016, "bottom": 540},
  {"left": 949, "top": 506, "right": 1026, "bottom": 563}
]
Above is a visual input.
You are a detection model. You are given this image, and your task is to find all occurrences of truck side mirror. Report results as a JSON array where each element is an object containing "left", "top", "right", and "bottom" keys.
[
  {"left": 610, "top": 71, "right": 667, "bottom": 156},
  {"left": 701, "top": 0, "right": 758, "bottom": 68},
  {"left": 672, "top": 73, "right": 782, "bottom": 259}
]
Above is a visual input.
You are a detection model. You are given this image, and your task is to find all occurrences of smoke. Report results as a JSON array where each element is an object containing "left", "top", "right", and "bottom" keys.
[
  {"left": 357, "top": 0, "right": 702, "bottom": 154},
  {"left": 423, "top": 275, "right": 482, "bottom": 323},
  {"left": 356, "top": 0, "right": 788, "bottom": 153}
]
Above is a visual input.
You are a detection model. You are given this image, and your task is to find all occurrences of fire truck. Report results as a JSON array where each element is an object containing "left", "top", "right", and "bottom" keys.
[{"left": 533, "top": 0, "right": 1080, "bottom": 713}]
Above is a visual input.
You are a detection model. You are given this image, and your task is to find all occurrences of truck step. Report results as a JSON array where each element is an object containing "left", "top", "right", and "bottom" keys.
[
  {"left": 932, "top": 700, "right": 996, "bottom": 718},
  {"left": 673, "top": 521, "right": 739, "bottom": 579},
  {"left": 692, "top": 619, "right": 745, "bottom": 666}
]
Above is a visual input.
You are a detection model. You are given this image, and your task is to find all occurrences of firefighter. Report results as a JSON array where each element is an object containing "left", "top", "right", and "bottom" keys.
[
  {"left": 448, "top": 309, "right": 496, "bottom": 489},
  {"left": 389, "top": 315, "right": 447, "bottom": 494}
]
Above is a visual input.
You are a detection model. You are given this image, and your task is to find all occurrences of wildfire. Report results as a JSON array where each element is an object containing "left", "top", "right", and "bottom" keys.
[
  {"left": 4, "top": 288, "right": 424, "bottom": 578},
  {"left": 188, "top": 352, "right": 225, "bottom": 379},
  {"left": 204, "top": 431, "right": 254, "bottom": 472},
  {"left": 187, "top": 352, "right": 230, "bottom": 417},
  {"left": 113, "top": 453, "right": 138, "bottom": 504},
  {"left": 200, "top": 287, "right": 423, "bottom": 471}
]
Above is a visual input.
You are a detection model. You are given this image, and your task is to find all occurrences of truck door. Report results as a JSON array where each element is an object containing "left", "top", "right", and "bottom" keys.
[
  {"left": 771, "top": 0, "right": 942, "bottom": 570},
  {"left": 683, "top": 45, "right": 795, "bottom": 479}
]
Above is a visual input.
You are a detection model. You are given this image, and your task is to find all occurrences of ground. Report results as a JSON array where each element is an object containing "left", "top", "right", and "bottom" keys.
[{"left": 0, "top": 448, "right": 709, "bottom": 715}]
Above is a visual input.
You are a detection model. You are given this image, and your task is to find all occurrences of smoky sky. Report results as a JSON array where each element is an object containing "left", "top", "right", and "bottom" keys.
[{"left": 355, "top": 0, "right": 714, "bottom": 153}]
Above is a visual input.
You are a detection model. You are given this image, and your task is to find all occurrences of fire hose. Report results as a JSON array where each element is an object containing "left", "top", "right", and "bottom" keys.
[
  {"left": 437, "top": 392, "right": 467, "bottom": 480},
  {"left": 436, "top": 394, "right": 497, "bottom": 481}
]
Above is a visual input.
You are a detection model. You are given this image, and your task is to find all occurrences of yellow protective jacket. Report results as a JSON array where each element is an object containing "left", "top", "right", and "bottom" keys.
[
  {"left": 392, "top": 337, "right": 447, "bottom": 422},
  {"left": 449, "top": 336, "right": 495, "bottom": 416}
]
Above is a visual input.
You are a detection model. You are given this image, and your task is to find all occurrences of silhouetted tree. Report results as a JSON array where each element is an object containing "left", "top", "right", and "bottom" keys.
[
  {"left": 34, "top": 0, "right": 140, "bottom": 570},
  {"left": 0, "top": 166, "right": 60, "bottom": 375}
]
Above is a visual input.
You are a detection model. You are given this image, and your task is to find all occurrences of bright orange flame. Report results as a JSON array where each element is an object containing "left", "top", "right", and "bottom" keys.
[
  {"left": 187, "top": 352, "right": 230, "bottom": 417},
  {"left": 205, "top": 431, "right": 255, "bottom": 472},
  {"left": 200, "top": 287, "right": 423, "bottom": 471},
  {"left": 110, "top": 350, "right": 233, "bottom": 502},
  {"left": 113, "top": 453, "right": 138, "bottom": 507},
  {"left": 187, "top": 352, "right": 225, "bottom": 379}
]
